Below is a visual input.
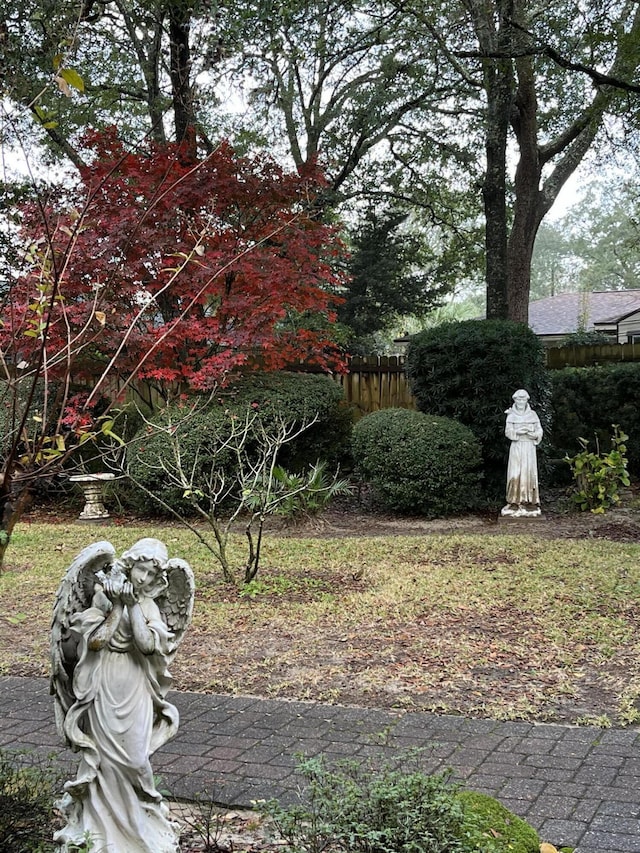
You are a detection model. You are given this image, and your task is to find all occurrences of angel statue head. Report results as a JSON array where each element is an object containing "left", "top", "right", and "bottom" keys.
[{"left": 120, "top": 537, "right": 170, "bottom": 599}]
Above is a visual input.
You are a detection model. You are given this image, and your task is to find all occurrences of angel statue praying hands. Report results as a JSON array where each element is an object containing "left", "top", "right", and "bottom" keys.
[{"left": 50, "top": 538, "right": 194, "bottom": 853}]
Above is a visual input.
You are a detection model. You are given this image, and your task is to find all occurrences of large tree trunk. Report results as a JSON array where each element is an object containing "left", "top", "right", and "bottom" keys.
[
  {"left": 469, "top": 0, "right": 516, "bottom": 321},
  {"left": 506, "top": 48, "right": 544, "bottom": 323},
  {"left": 168, "top": 3, "right": 196, "bottom": 156},
  {"left": 483, "top": 63, "right": 512, "bottom": 320},
  {"left": 494, "top": 0, "right": 640, "bottom": 324},
  {"left": 114, "top": 0, "right": 167, "bottom": 144}
]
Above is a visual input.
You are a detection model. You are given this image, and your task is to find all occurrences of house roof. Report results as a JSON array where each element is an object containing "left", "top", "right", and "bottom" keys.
[{"left": 528, "top": 291, "right": 640, "bottom": 336}]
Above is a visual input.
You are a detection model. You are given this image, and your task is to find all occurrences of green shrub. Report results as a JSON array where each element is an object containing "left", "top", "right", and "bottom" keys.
[
  {"left": 550, "top": 362, "right": 640, "bottom": 477},
  {"left": 263, "top": 755, "right": 541, "bottom": 853},
  {"left": 565, "top": 425, "right": 630, "bottom": 513},
  {"left": 126, "top": 372, "right": 352, "bottom": 516},
  {"left": 264, "top": 755, "right": 467, "bottom": 853},
  {"left": 352, "top": 408, "right": 482, "bottom": 516},
  {"left": 0, "top": 748, "right": 63, "bottom": 852},
  {"left": 559, "top": 330, "right": 614, "bottom": 347},
  {"left": 211, "top": 372, "right": 353, "bottom": 472},
  {"left": 261, "top": 461, "right": 354, "bottom": 522},
  {"left": 124, "top": 402, "right": 216, "bottom": 516},
  {"left": 406, "top": 320, "right": 551, "bottom": 500}
]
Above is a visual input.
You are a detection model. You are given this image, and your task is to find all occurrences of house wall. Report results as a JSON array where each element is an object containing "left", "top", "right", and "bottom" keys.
[{"left": 617, "top": 311, "right": 640, "bottom": 343}]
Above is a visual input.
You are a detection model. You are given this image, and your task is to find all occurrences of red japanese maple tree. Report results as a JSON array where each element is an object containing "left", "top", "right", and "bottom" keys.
[
  {"left": 5, "top": 129, "right": 346, "bottom": 396},
  {"left": 0, "top": 130, "right": 347, "bottom": 565}
]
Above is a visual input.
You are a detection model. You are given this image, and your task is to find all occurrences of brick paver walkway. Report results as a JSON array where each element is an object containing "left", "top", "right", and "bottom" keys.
[{"left": 1, "top": 676, "right": 639, "bottom": 852}]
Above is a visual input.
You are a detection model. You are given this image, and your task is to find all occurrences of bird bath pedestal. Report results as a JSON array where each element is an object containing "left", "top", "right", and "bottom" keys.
[{"left": 69, "top": 473, "right": 115, "bottom": 522}]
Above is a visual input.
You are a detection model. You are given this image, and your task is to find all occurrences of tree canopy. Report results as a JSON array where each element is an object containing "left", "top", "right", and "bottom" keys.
[
  {"left": 4, "top": 129, "right": 347, "bottom": 395},
  {"left": 339, "top": 207, "right": 462, "bottom": 351},
  {"left": 531, "top": 173, "right": 640, "bottom": 299},
  {"left": 1, "top": 0, "right": 225, "bottom": 162},
  {"left": 3, "top": 0, "right": 640, "bottom": 327},
  {"left": 217, "top": 0, "right": 640, "bottom": 322}
]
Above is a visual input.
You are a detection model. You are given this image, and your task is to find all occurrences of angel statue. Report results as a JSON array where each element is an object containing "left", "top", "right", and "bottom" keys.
[{"left": 50, "top": 538, "right": 194, "bottom": 853}]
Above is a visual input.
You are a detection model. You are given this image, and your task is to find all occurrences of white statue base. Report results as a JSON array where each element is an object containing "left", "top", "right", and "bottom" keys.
[{"left": 500, "top": 504, "right": 542, "bottom": 518}]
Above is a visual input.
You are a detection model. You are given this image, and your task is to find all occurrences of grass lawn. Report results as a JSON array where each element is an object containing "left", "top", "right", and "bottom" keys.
[{"left": 1, "top": 520, "right": 639, "bottom": 726}]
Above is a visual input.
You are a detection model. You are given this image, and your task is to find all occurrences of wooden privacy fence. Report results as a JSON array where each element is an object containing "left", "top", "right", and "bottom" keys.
[
  {"left": 91, "top": 359, "right": 418, "bottom": 417},
  {"left": 338, "top": 345, "right": 640, "bottom": 414},
  {"left": 336, "top": 356, "right": 415, "bottom": 416},
  {"left": 81, "top": 375, "right": 180, "bottom": 411},
  {"left": 88, "top": 344, "right": 640, "bottom": 420},
  {"left": 339, "top": 344, "right": 640, "bottom": 415},
  {"left": 546, "top": 342, "right": 640, "bottom": 368}
]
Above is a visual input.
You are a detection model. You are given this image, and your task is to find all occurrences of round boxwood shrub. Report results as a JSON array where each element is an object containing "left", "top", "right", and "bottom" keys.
[
  {"left": 352, "top": 408, "right": 482, "bottom": 516},
  {"left": 406, "top": 319, "right": 551, "bottom": 501},
  {"left": 126, "top": 371, "right": 353, "bottom": 516}
]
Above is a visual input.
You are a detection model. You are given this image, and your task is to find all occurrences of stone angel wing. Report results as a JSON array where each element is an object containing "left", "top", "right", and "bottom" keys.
[
  {"left": 157, "top": 557, "right": 195, "bottom": 661},
  {"left": 50, "top": 541, "right": 117, "bottom": 736}
]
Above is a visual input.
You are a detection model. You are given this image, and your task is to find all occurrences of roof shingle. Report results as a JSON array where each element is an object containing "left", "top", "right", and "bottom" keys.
[{"left": 528, "top": 291, "right": 640, "bottom": 336}]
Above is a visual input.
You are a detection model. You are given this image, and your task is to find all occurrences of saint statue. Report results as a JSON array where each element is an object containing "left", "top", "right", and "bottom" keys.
[
  {"left": 501, "top": 389, "right": 543, "bottom": 518},
  {"left": 50, "top": 538, "right": 194, "bottom": 853}
]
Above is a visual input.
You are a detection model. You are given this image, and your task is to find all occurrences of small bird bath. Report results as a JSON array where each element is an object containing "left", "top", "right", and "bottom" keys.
[{"left": 69, "top": 473, "right": 116, "bottom": 522}]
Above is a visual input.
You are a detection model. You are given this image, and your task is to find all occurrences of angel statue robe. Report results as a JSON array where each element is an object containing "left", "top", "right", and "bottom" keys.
[{"left": 54, "top": 595, "right": 180, "bottom": 853}]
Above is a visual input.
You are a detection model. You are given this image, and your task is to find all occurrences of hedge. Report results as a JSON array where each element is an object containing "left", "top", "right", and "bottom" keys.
[
  {"left": 352, "top": 408, "right": 483, "bottom": 516},
  {"left": 126, "top": 371, "right": 353, "bottom": 515},
  {"left": 406, "top": 319, "right": 551, "bottom": 500}
]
